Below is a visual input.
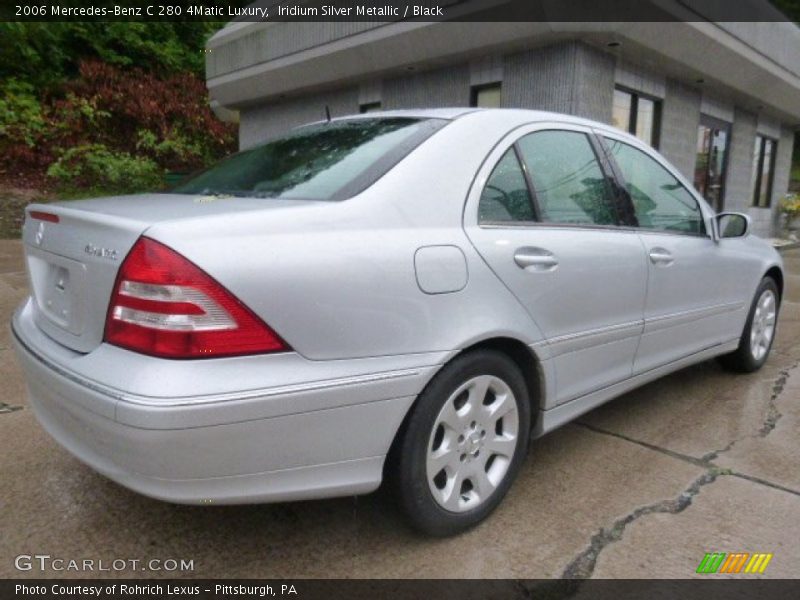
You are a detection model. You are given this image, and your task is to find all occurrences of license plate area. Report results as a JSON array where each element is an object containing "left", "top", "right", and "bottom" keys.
[{"left": 27, "top": 250, "right": 87, "bottom": 336}]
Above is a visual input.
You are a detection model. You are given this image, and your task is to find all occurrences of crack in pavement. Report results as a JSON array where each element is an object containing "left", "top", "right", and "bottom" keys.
[
  {"left": 560, "top": 471, "right": 719, "bottom": 579},
  {"left": 577, "top": 421, "right": 800, "bottom": 498},
  {"left": 562, "top": 360, "right": 799, "bottom": 580},
  {"left": 759, "top": 362, "right": 796, "bottom": 436},
  {"left": 701, "top": 360, "right": 798, "bottom": 462},
  {"left": 730, "top": 470, "right": 800, "bottom": 498},
  {"left": 0, "top": 402, "right": 23, "bottom": 414},
  {"left": 576, "top": 422, "right": 707, "bottom": 468}
]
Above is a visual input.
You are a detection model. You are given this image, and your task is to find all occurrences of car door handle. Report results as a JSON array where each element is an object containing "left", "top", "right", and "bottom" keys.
[
  {"left": 648, "top": 248, "right": 674, "bottom": 266},
  {"left": 514, "top": 247, "right": 559, "bottom": 271}
]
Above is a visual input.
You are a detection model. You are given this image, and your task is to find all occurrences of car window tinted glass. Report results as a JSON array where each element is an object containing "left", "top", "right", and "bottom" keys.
[
  {"left": 478, "top": 149, "right": 535, "bottom": 223},
  {"left": 174, "top": 118, "right": 445, "bottom": 201},
  {"left": 517, "top": 130, "right": 617, "bottom": 226},
  {"left": 605, "top": 138, "right": 704, "bottom": 235}
]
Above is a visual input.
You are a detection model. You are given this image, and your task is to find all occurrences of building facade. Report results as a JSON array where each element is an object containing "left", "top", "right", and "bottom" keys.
[{"left": 206, "top": 5, "right": 800, "bottom": 237}]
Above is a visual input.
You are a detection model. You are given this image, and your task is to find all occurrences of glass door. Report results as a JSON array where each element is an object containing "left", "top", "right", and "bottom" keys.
[{"left": 693, "top": 115, "right": 731, "bottom": 212}]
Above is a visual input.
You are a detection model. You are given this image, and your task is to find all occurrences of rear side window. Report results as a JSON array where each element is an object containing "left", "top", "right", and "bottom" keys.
[
  {"left": 605, "top": 138, "right": 705, "bottom": 235},
  {"left": 478, "top": 149, "right": 535, "bottom": 223},
  {"left": 173, "top": 118, "right": 446, "bottom": 201},
  {"left": 516, "top": 130, "right": 618, "bottom": 226}
]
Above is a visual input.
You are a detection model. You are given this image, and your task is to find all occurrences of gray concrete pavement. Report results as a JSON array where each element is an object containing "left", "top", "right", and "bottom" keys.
[{"left": 0, "top": 238, "right": 798, "bottom": 579}]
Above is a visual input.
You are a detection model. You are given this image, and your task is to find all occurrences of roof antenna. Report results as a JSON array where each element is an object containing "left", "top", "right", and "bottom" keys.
[{"left": 324, "top": 105, "right": 331, "bottom": 123}]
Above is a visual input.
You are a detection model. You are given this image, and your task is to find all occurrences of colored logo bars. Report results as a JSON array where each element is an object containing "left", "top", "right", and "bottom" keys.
[{"left": 696, "top": 552, "right": 773, "bottom": 574}]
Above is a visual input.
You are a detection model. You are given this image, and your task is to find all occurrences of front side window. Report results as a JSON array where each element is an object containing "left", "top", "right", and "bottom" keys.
[
  {"left": 611, "top": 87, "right": 662, "bottom": 149},
  {"left": 478, "top": 148, "right": 535, "bottom": 223},
  {"left": 751, "top": 135, "right": 777, "bottom": 208},
  {"left": 517, "top": 130, "right": 618, "bottom": 226},
  {"left": 174, "top": 118, "right": 444, "bottom": 201},
  {"left": 605, "top": 138, "right": 704, "bottom": 235}
]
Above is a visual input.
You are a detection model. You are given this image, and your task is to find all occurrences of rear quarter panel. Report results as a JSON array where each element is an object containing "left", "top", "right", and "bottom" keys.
[{"left": 144, "top": 113, "right": 547, "bottom": 362}]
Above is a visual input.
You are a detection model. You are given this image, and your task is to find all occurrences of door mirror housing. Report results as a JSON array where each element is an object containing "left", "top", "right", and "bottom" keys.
[{"left": 716, "top": 212, "right": 751, "bottom": 239}]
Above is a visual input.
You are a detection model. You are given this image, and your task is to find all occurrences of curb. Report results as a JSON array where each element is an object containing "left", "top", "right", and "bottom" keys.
[{"left": 775, "top": 242, "right": 800, "bottom": 252}]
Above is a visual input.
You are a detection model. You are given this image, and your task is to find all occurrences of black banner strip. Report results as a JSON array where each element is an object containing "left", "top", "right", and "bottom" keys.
[{"left": 2, "top": 0, "right": 796, "bottom": 23}]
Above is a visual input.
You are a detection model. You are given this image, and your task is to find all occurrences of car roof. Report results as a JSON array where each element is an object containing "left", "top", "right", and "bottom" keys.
[
  {"left": 314, "top": 107, "right": 633, "bottom": 141},
  {"left": 307, "top": 107, "right": 480, "bottom": 124}
]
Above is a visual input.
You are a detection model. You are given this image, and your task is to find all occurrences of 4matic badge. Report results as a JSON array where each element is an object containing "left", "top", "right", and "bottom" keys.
[{"left": 84, "top": 243, "right": 118, "bottom": 261}]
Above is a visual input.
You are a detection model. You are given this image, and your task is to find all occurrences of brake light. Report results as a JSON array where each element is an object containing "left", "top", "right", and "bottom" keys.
[
  {"left": 104, "top": 237, "right": 289, "bottom": 358},
  {"left": 29, "top": 211, "right": 60, "bottom": 223}
]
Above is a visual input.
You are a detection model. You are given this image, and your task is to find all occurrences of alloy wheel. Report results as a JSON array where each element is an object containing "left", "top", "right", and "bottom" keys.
[
  {"left": 426, "top": 375, "right": 519, "bottom": 513},
  {"left": 750, "top": 289, "right": 777, "bottom": 361}
]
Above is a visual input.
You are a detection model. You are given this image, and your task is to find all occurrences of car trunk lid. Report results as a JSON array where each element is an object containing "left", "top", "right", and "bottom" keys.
[{"left": 21, "top": 193, "right": 313, "bottom": 353}]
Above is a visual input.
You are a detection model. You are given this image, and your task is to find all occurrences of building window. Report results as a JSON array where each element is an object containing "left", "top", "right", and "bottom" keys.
[
  {"left": 359, "top": 102, "right": 382, "bottom": 113},
  {"left": 470, "top": 83, "right": 502, "bottom": 108},
  {"left": 611, "top": 87, "right": 661, "bottom": 149},
  {"left": 751, "top": 135, "right": 777, "bottom": 208},
  {"left": 693, "top": 115, "right": 731, "bottom": 212}
]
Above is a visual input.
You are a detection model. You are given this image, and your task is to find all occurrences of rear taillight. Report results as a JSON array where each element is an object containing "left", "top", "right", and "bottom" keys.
[
  {"left": 104, "top": 237, "right": 289, "bottom": 358},
  {"left": 29, "top": 211, "right": 60, "bottom": 223}
]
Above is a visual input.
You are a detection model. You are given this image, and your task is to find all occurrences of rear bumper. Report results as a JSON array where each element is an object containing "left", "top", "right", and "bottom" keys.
[{"left": 11, "top": 300, "right": 437, "bottom": 504}]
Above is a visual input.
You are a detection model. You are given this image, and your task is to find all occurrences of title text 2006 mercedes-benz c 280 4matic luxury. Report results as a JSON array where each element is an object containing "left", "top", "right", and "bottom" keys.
[{"left": 12, "top": 109, "right": 783, "bottom": 535}]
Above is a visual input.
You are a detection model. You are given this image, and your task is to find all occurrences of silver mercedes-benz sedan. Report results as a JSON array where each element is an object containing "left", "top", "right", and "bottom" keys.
[{"left": 12, "top": 109, "right": 783, "bottom": 536}]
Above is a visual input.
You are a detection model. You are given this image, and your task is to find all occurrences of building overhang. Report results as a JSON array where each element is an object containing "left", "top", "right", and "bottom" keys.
[{"left": 206, "top": 1, "right": 800, "bottom": 123}]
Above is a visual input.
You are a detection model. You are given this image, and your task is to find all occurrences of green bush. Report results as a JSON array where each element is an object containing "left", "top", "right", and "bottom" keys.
[
  {"left": 0, "top": 78, "right": 46, "bottom": 146},
  {"left": 47, "top": 144, "right": 165, "bottom": 195},
  {"left": 0, "top": 23, "right": 237, "bottom": 193}
]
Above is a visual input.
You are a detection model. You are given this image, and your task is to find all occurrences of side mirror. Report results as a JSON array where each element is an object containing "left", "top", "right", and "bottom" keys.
[{"left": 716, "top": 212, "right": 751, "bottom": 239}]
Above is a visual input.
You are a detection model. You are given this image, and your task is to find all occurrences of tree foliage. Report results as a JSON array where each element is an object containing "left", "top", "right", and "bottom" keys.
[
  {"left": 772, "top": 0, "right": 800, "bottom": 21},
  {"left": 0, "top": 22, "right": 235, "bottom": 193},
  {"left": 0, "top": 22, "right": 219, "bottom": 88}
]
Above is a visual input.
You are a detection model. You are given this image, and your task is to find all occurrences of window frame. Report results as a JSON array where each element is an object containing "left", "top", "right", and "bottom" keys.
[
  {"left": 751, "top": 134, "right": 777, "bottom": 208},
  {"left": 694, "top": 114, "right": 732, "bottom": 212},
  {"left": 597, "top": 131, "right": 710, "bottom": 238},
  {"left": 470, "top": 82, "right": 502, "bottom": 108},
  {"left": 359, "top": 101, "right": 382, "bottom": 114},
  {"left": 612, "top": 86, "right": 663, "bottom": 150},
  {"left": 476, "top": 145, "right": 539, "bottom": 224},
  {"left": 475, "top": 124, "right": 626, "bottom": 231}
]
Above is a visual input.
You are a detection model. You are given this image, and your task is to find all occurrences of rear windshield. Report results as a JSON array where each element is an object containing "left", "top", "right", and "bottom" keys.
[{"left": 173, "top": 117, "right": 446, "bottom": 201}]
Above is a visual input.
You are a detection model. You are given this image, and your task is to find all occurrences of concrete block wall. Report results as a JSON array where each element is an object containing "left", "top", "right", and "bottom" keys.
[
  {"left": 239, "top": 63, "right": 473, "bottom": 148},
  {"left": 572, "top": 44, "right": 615, "bottom": 123},
  {"left": 239, "top": 88, "right": 359, "bottom": 149},
  {"left": 382, "top": 65, "right": 471, "bottom": 109},
  {"left": 503, "top": 42, "right": 614, "bottom": 122},
  {"left": 503, "top": 43, "right": 579, "bottom": 112},
  {"left": 239, "top": 40, "right": 616, "bottom": 145},
  {"left": 726, "top": 109, "right": 763, "bottom": 229},
  {"left": 659, "top": 79, "right": 701, "bottom": 181}
]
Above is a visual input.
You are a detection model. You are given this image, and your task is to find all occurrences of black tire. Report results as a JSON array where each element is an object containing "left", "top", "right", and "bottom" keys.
[
  {"left": 389, "top": 349, "right": 532, "bottom": 536},
  {"left": 718, "top": 277, "right": 780, "bottom": 373}
]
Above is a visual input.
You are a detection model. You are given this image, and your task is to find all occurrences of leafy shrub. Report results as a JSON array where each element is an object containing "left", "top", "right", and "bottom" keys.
[
  {"left": 41, "top": 60, "right": 235, "bottom": 173},
  {"left": 1, "top": 58, "right": 236, "bottom": 193},
  {"left": 0, "top": 79, "right": 46, "bottom": 146},
  {"left": 780, "top": 193, "right": 800, "bottom": 219},
  {"left": 47, "top": 144, "right": 165, "bottom": 195}
]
